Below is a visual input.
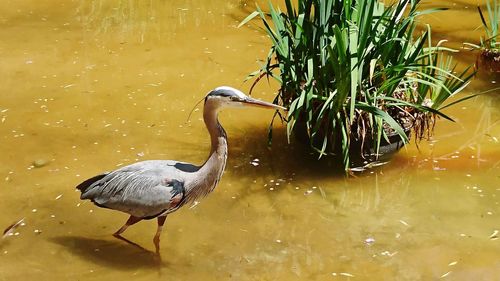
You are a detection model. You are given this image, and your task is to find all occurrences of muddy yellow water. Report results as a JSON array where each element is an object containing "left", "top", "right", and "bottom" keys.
[{"left": 0, "top": 1, "right": 499, "bottom": 280}]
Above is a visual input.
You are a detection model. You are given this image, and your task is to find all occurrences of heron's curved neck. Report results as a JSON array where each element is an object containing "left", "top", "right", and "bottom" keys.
[
  {"left": 196, "top": 102, "right": 228, "bottom": 189},
  {"left": 181, "top": 103, "right": 228, "bottom": 204},
  {"left": 203, "top": 103, "right": 227, "bottom": 155}
]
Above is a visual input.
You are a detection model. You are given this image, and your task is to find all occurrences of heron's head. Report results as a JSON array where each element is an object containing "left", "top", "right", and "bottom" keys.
[{"left": 205, "top": 86, "right": 285, "bottom": 111}]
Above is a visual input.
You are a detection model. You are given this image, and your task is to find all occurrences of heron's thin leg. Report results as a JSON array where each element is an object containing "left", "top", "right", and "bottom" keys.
[
  {"left": 112, "top": 216, "right": 148, "bottom": 251},
  {"left": 153, "top": 216, "right": 167, "bottom": 254},
  {"left": 113, "top": 215, "right": 142, "bottom": 236}
]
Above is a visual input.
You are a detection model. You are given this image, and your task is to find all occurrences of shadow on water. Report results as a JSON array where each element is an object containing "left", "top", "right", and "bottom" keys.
[{"left": 51, "top": 236, "right": 167, "bottom": 269}]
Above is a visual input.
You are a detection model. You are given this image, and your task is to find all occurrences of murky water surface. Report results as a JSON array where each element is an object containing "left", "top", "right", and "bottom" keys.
[{"left": 0, "top": 1, "right": 498, "bottom": 280}]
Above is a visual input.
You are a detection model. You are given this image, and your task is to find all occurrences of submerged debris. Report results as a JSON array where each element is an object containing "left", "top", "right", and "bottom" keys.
[
  {"left": 32, "top": 159, "right": 49, "bottom": 168},
  {"left": 440, "top": 271, "right": 452, "bottom": 278},
  {"left": 399, "top": 220, "right": 410, "bottom": 226},
  {"left": 2, "top": 218, "right": 25, "bottom": 239},
  {"left": 489, "top": 230, "right": 499, "bottom": 240},
  {"left": 380, "top": 251, "right": 398, "bottom": 257}
]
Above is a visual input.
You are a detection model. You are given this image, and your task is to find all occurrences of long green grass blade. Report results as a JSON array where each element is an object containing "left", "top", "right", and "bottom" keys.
[{"left": 238, "top": 11, "right": 259, "bottom": 28}]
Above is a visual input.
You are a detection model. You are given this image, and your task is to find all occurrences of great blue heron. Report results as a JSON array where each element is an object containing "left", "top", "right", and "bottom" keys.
[{"left": 76, "top": 86, "right": 285, "bottom": 253}]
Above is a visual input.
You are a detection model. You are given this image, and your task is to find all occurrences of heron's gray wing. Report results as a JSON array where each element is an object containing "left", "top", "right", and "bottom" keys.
[
  {"left": 79, "top": 164, "right": 185, "bottom": 218},
  {"left": 76, "top": 173, "right": 108, "bottom": 194}
]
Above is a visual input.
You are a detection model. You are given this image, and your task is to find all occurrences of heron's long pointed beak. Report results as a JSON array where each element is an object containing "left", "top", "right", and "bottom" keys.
[{"left": 242, "top": 97, "right": 287, "bottom": 111}]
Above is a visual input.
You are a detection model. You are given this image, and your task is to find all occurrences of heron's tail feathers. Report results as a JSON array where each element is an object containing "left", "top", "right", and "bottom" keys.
[{"left": 76, "top": 173, "right": 108, "bottom": 195}]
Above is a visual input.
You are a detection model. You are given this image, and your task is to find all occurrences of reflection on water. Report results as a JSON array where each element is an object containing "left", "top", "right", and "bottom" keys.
[{"left": 0, "top": 0, "right": 499, "bottom": 280}]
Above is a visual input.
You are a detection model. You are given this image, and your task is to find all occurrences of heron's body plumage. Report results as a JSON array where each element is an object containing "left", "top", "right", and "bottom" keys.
[{"left": 79, "top": 160, "right": 190, "bottom": 218}]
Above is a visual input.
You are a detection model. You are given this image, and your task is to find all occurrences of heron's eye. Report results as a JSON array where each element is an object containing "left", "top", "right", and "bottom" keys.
[{"left": 230, "top": 96, "right": 242, "bottom": 102}]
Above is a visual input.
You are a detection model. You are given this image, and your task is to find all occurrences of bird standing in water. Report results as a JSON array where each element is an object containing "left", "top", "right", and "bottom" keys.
[{"left": 76, "top": 86, "right": 284, "bottom": 253}]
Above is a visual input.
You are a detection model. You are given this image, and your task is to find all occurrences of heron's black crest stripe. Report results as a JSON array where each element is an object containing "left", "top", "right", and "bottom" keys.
[
  {"left": 205, "top": 89, "right": 234, "bottom": 103},
  {"left": 208, "top": 89, "right": 233, "bottom": 97},
  {"left": 76, "top": 173, "right": 107, "bottom": 193}
]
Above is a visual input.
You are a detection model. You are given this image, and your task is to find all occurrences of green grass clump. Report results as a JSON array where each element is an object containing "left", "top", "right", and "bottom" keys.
[
  {"left": 474, "top": 0, "right": 499, "bottom": 50},
  {"left": 240, "top": 0, "right": 474, "bottom": 170},
  {"left": 465, "top": 0, "right": 500, "bottom": 72}
]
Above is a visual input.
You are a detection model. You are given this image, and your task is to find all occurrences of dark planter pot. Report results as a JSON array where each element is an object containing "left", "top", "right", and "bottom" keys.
[
  {"left": 294, "top": 120, "right": 410, "bottom": 167},
  {"left": 348, "top": 127, "right": 409, "bottom": 165},
  {"left": 477, "top": 49, "right": 500, "bottom": 73}
]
